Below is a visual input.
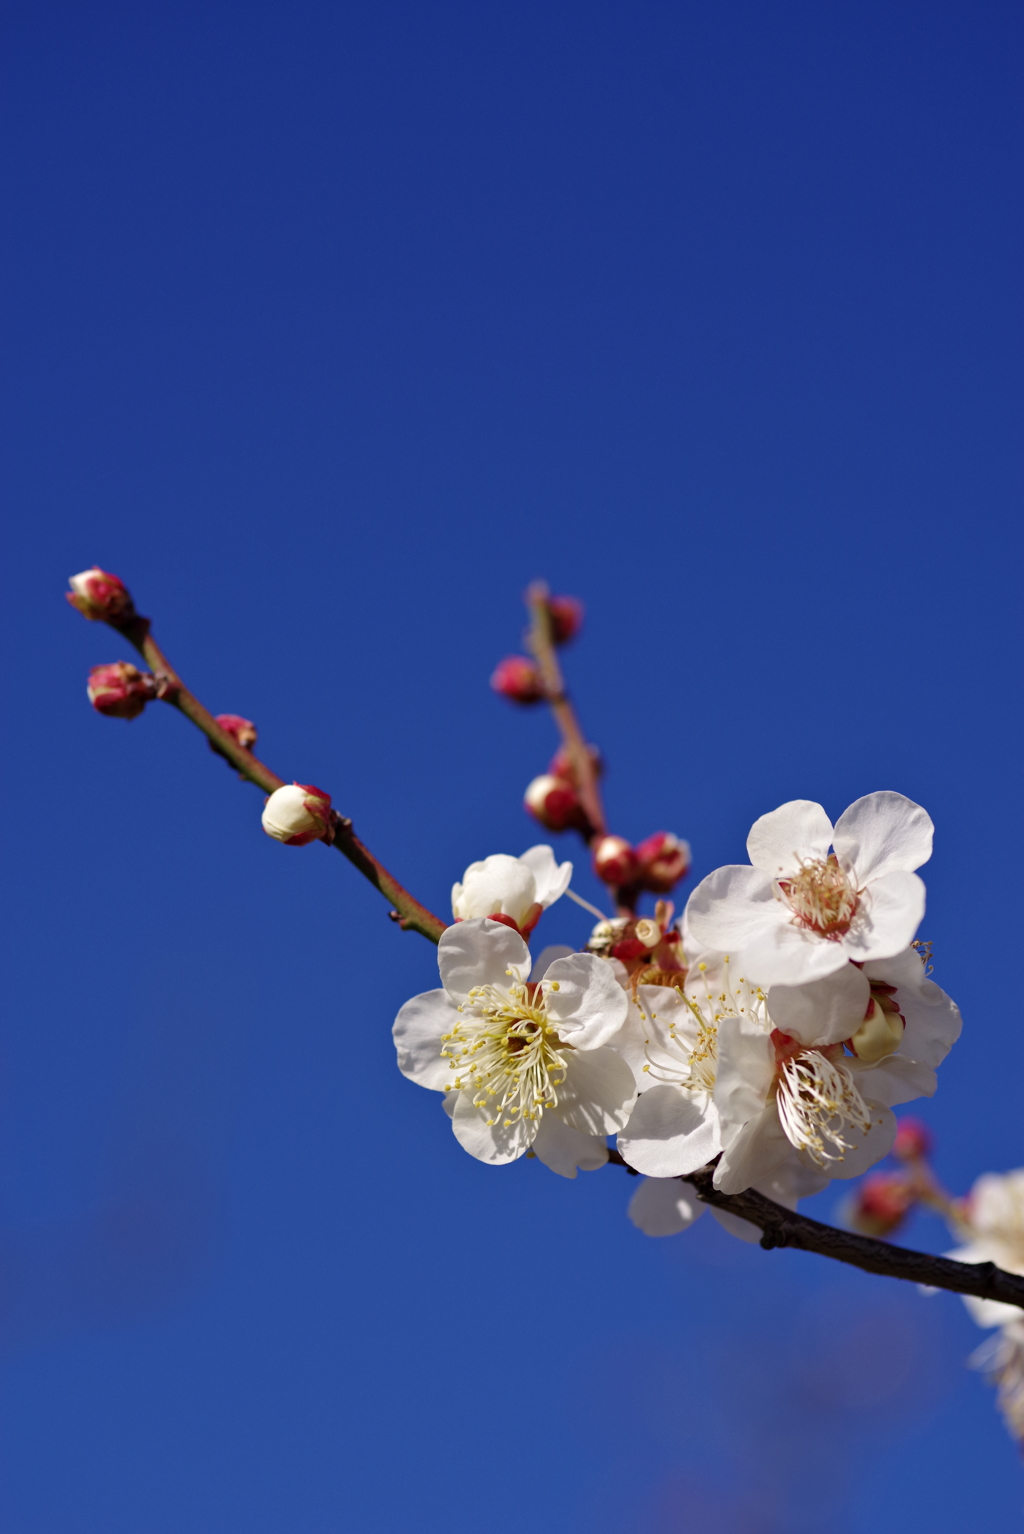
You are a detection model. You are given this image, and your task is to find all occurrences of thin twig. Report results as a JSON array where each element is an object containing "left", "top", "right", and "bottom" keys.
[
  {"left": 108, "top": 613, "right": 447, "bottom": 943},
  {"left": 607, "top": 1150, "right": 1024, "bottom": 1310},
  {"left": 525, "top": 582, "right": 606, "bottom": 841}
]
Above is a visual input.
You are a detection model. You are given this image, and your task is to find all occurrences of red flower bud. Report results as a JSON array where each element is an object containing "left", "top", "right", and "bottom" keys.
[
  {"left": 261, "top": 784, "right": 334, "bottom": 846},
  {"left": 67, "top": 568, "right": 135, "bottom": 623},
  {"left": 548, "top": 742, "right": 603, "bottom": 783},
  {"left": 86, "top": 661, "right": 156, "bottom": 720},
  {"left": 893, "top": 1118, "right": 933, "bottom": 1162},
  {"left": 214, "top": 714, "right": 258, "bottom": 750},
  {"left": 546, "top": 595, "right": 584, "bottom": 645},
  {"left": 490, "top": 656, "right": 545, "bottom": 705},
  {"left": 524, "top": 774, "right": 584, "bottom": 833},
  {"left": 593, "top": 834, "right": 639, "bottom": 887},
  {"left": 848, "top": 1172, "right": 914, "bottom": 1237},
  {"left": 634, "top": 831, "right": 691, "bottom": 893}
]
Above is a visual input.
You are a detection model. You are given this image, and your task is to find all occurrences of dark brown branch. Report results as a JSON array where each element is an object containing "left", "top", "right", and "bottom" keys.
[{"left": 607, "top": 1150, "right": 1024, "bottom": 1311}]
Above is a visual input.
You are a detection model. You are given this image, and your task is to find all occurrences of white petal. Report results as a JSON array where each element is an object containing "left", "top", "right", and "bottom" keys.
[
  {"left": 761, "top": 1156, "right": 831, "bottom": 1208},
  {"left": 963, "top": 1296, "right": 1022, "bottom": 1329},
  {"left": 745, "top": 800, "right": 834, "bottom": 874},
  {"left": 441, "top": 1091, "right": 458, "bottom": 1118},
  {"left": 450, "top": 1091, "right": 536, "bottom": 1164},
  {"left": 713, "top": 1014, "right": 775, "bottom": 1135},
  {"left": 437, "top": 918, "right": 531, "bottom": 1002},
  {"left": 556, "top": 1046, "right": 637, "bottom": 1135},
  {"left": 685, "top": 865, "right": 780, "bottom": 950},
  {"left": 617, "top": 1084, "right": 721, "bottom": 1177},
  {"left": 530, "top": 945, "right": 575, "bottom": 982},
  {"left": 519, "top": 845, "right": 573, "bottom": 907},
  {"left": 543, "top": 952, "right": 629, "bottom": 1048},
  {"left": 531, "top": 1114, "right": 608, "bottom": 1179},
  {"left": 714, "top": 1106, "right": 793, "bottom": 1195},
  {"left": 842, "top": 871, "right": 926, "bottom": 962},
  {"left": 600, "top": 998, "right": 653, "bottom": 1086},
  {"left": 865, "top": 951, "right": 962, "bottom": 1068},
  {"left": 628, "top": 1177, "right": 705, "bottom": 1237},
  {"left": 832, "top": 791, "right": 934, "bottom": 882},
  {"left": 740, "top": 920, "right": 849, "bottom": 987},
  {"left": 393, "top": 990, "right": 459, "bottom": 1089},
  {"left": 710, "top": 1206, "right": 763, "bottom": 1243},
  {"left": 451, "top": 854, "right": 536, "bottom": 924},
  {"left": 636, "top": 984, "right": 697, "bottom": 1066},
  {"left": 819, "top": 1102, "right": 897, "bottom": 1179},
  {"left": 767, "top": 963, "right": 870, "bottom": 1047},
  {"left": 847, "top": 1054, "right": 936, "bottom": 1107}
]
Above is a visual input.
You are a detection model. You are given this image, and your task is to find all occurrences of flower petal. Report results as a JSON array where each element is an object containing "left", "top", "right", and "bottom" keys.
[
  {"left": 685, "top": 865, "right": 779, "bottom": 950},
  {"left": 451, "top": 854, "right": 536, "bottom": 924},
  {"left": 600, "top": 997, "right": 653, "bottom": 1086},
  {"left": 819, "top": 1102, "right": 896, "bottom": 1179},
  {"left": 437, "top": 917, "right": 531, "bottom": 1002},
  {"left": 740, "top": 918, "right": 849, "bottom": 988},
  {"left": 714, "top": 1106, "right": 793, "bottom": 1194},
  {"left": 531, "top": 1114, "right": 608, "bottom": 1179},
  {"left": 713, "top": 1014, "right": 776, "bottom": 1134},
  {"left": 846, "top": 1054, "right": 936, "bottom": 1107},
  {"left": 767, "top": 963, "right": 870, "bottom": 1047},
  {"left": 393, "top": 990, "right": 459, "bottom": 1089},
  {"left": 832, "top": 791, "right": 934, "bottom": 882},
  {"left": 556, "top": 1045, "right": 637, "bottom": 1135},
  {"left": 450, "top": 1091, "right": 536, "bottom": 1164},
  {"left": 842, "top": 870, "right": 926, "bottom": 962},
  {"left": 628, "top": 1177, "right": 705, "bottom": 1237},
  {"left": 543, "top": 952, "right": 629, "bottom": 1048},
  {"left": 519, "top": 845, "right": 573, "bottom": 907},
  {"left": 530, "top": 945, "right": 575, "bottom": 982},
  {"left": 746, "top": 800, "right": 834, "bottom": 874},
  {"left": 864, "top": 950, "right": 962, "bottom": 1068},
  {"left": 617, "top": 1084, "right": 721, "bottom": 1177}
]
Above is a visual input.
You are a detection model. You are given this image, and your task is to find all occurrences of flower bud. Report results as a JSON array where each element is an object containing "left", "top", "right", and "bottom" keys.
[
  {"left": 593, "top": 834, "right": 639, "bottom": 887},
  {"left": 847, "top": 1172, "right": 914, "bottom": 1237},
  {"left": 86, "top": 661, "right": 156, "bottom": 720},
  {"left": 893, "top": 1118, "right": 933, "bottom": 1162},
  {"left": 634, "top": 831, "right": 691, "bottom": 893},
  {"left": 490, "top": 655, "right": 545, "bottom": 705},
  {"left": 261, "top": 783, "right": 333, "bottom": 846},
  {"left": 850, "top": 994, "right": 904, "bottom": 1063},
  {"left": 633, "top": 918, "right": 662, "bottom": 950},
  {"left": 214, "top": 714, "right": 258, "bottom": 750},
  {"left": 546, "top": 595, "right": 584, "bottom": 646},
  {"left": 548, "top": 742, "right": 603, "bottom": 783},
  {"left": 67, "top": 568, "right": 135, "bottom": 623},
  {"left": 524, "top": 774, "right": 584, "bottom": 833}
]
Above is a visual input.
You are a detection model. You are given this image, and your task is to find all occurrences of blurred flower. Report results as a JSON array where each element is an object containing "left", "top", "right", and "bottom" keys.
[
  {"left": 261, "top": 783, "right": 333, "bottom": 845},
  {"left": 87, "top": 661, "right": 156, "bottom": 720},
  {"left": 213, "top": 713, "right": 258, "bottom": 750},
  {"left": 593, "top": 834, "right": 639, "bottom": 887},
  {"left": 948, "top": 1169, "right": 1024, "bottom": 1328},
  {"left": 490, "top": 655, "right": 545, "bottom": 704},
  {"left": 686, "top": 792, "right": 933, "bottom": 987},
  {"left": 546, "top": 594, "right": 584, "bottom": 645},
  {"left": 67, "top": 567, "right": 135, "bottom": 623},
  {"left": 971, "top": 1320, "right": 1024, "bottom": 1449},
  {"left": 893, "top": 1116, "right": 933, "bottom": 1161},
  {"left": 634, "top": 831, "right": 691, "bottom": 894},
  {"left": 523, "top": 773, "right": 585, "bottom": 833},
  {"left": 847, "top": 1171, "right": 914, "bottom": 1237},
  {"left": 393, "top": 918, "right": 635, "bottom": 1166},
  {"left": 451, "top": 845, "right": 571, "bottom": 937}
]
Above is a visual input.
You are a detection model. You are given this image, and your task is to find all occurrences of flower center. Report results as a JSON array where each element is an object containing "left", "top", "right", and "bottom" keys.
[
  {"left": 774, "top": 1045, "right": 873, "bottom": 1166},
  {"left": 777, "top": 854, "right": 859, "bottom": 939},
  {"left": 639, "top": 958, "right": 767, "bottom": 1095},
  {"left": 440, "top": 978, "right": 568, "bottom": 1129}
]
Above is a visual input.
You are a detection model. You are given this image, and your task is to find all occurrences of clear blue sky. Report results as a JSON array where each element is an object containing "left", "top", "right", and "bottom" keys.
[{"left": 2, "top": 2, "right": 1023, "bottom": 1529}]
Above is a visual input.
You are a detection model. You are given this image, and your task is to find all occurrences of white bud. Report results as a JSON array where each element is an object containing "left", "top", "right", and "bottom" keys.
[{"left": 261, "top": 783, "right": 332, "bottom": 846}]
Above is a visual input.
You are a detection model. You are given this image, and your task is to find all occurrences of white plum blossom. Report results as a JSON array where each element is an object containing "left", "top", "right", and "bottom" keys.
[
  {"left": 947, "top": 1170, "right": 1024, "bottom": 1329},
  {"left": 627, "top": 1154, "right": 828, "bottom": 1239},
  {"left": 451, "top": 845, "right": 572, "bottom": 936},
  {"left": 393, "top": 918, "right": 636, "bottom": 1168},
  {"left": 686, "top": 792, "right": 933, "bottom": 987}
]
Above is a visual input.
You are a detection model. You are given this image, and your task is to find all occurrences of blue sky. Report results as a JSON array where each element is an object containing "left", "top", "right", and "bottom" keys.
[{"left": 2, "top": 2, "right": 1023, "bottom": 1528}]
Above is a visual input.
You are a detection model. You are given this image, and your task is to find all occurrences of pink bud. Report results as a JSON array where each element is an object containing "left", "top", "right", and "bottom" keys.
[
  {"left": 261, "top": 783, "right": 333, "bottom": 846},
  {"left": 593, "top": 834, "right": 639, "bottom": 887},
  {"left": 214, "top": 714, "right": 258, "bottom": 750},
  {"left": 524, "top": 774, "right": 584, "bottom": 833},
  {"left": 893, "top": 1118, "right": 933, "bottom": 1162},
  {"left": 490, "top": 655, "right": 545, "bottom": 705},
  {"left": 848, "top": 1172, "right": 914, "bottom": 1237},
  {"left": 548, "top": 742, "right": 603, "bottom": 783},
  {"left": 546, "top": 595, "right": 584, "bottom": 645},
  {"left": 634, "top": 831, "right": 691, "bottom": 893},
  {"left": 67, "top": 568, "right": 135, "bottom": 623},
  {"left": 86, "top": 661, "right": 156, "bottom": 720}
]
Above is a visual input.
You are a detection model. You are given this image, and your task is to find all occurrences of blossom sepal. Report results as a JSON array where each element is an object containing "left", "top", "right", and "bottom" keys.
[{"left": 261, "top": 783, "right": 334, "bottom": 845}]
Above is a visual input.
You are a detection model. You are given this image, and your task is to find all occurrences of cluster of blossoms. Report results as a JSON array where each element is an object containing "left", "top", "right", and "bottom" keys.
[{"left": 392, "top": 792, "right": 962, "bottom": 1245}]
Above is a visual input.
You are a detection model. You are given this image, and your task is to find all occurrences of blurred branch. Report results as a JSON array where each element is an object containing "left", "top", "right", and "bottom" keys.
[
  {"left": 607, "top": 1150, "right": 1024, "bottom": 1310},
  {"left": 525, "top": 582, "right": 607, "bottom": 843}
]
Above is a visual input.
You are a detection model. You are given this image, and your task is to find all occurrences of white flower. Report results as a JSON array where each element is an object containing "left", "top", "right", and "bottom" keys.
[
  {"left": 948, "top": 1170, "right": 1024, "bottom": 1328},
  {"left": 686, "top": 792, "right": 933, "bottom": 987},
  {"left": 451, "top": 845, "right": 572, "bottom": 936},
  {"left": 627, "top": 1154, "right": 828, "bottom": 1239},
  {"left": 393, "top": 918, "right": 635, "bottom": 1168}
]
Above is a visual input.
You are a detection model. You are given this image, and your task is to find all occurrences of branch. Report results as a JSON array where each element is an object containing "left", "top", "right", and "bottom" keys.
[
  {"left": 104, "top": 612, "right": 447, "bottom": 944},
  {"left": 608, "top": 1151, "right": 1024, "bottom": 1310},
  {"left": 525, "top": 583, "right": 606, "bottom": 841}
]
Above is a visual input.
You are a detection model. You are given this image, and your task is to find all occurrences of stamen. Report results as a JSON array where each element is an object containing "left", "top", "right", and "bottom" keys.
[
  {"left": 775, "top": 1049, "right": 873, "bottom": 1165},
  {"left": 777, "top": 853, "right": 859, "bottom": 939},
  {"left": 440, "top": 979, "right": 569, "bottom": 1127}
]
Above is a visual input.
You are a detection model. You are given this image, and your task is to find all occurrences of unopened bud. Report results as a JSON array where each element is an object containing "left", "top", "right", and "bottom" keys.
[
  {"left": 490, "top": 655, "right": 545, "bottom": 705},
  {"left": 548, "top": 742, "right": 603, "bottom": 783},
  {"left": 634, "top": 831, "right": 691, "bottom": 893},
  {"left": 524, "top": 774, "right": 583, "bottom": 832},
  {"left": 87, "top": 661, "right": 156, "bottom": 720},
  {"left": 848, "top": 1172, "right": 914, "bottom": 1237},
  {"left": 67, "top": 568, "right": 135, "bottom": 623},
  {"left": 633, "top": 918, "right": 661, "bottom": 950},
  {"left": 893, "top": 1118, "right": 933, "bottom": 1162},
  {"left": 850, "top": 995, "right": 904, "bottom": 1062},
  {"left": 214, "top": 714, "right": 258, "bottom": 750},
  {"left": 593, "top": 835, "right": 639, "bottom": 887},
  {"left": 261, "top": 783, "right": 333, "bottom": 846},
  {"left": 546, "top": 595, "right": 584, "bottom": 646}
]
